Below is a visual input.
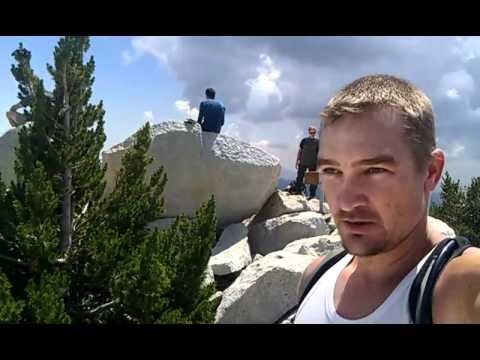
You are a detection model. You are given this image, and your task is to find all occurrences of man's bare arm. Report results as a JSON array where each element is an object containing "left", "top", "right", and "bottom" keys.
[
  {"left": 297, "top": 256, "right": 326, "bottom": 303},
  {"left": 433, "top": 248, "right": 480, "bottom": 323}
]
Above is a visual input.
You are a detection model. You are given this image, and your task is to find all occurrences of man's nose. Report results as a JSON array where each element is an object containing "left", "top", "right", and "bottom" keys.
[{"left": 336, "top": 179, "right": 368, "bottom": 212}]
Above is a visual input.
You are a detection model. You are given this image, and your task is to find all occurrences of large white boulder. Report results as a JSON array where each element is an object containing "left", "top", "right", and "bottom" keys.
[
  {"left": 252, "top": 254, "right": 264, "bottom": 263},
  {"left": 215, "top": 250, "right": 315, "bottom": 324},
  {"left": 209, "top": 223, "right": 252, "bottom": 276},
  {"left": 248, "top": 211, "right": 330, "bottom": 256},
  {"left": 0, "top": 128, "right": 19, "bottom": 185},
  {"left": 283, "top": 235, "right": 343, "bottom": 257},
  {"left": 102, "top": 121, "right": 280, "bottom": 228},
  {"left": 251, "top": 191, "right": 318, "bottom": 225}
]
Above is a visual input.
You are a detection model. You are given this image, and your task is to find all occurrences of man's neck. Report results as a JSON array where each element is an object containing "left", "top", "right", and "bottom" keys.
[{"left": 351, "top": 215, "right": 434, "bottom": 283}]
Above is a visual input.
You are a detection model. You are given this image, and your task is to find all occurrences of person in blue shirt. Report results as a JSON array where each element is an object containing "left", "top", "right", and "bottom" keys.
[{"left": 197, "top": 88, "right": 225, "bottom": 133}]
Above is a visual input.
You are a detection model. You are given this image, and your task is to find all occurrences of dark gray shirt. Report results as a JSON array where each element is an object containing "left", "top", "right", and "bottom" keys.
[{"left": 299, "top": 137, "right": 319, "bottom": 166}]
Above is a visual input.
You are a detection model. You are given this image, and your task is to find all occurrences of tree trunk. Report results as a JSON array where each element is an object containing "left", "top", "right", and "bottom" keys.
[{"left": 60, "top": 65, "right": 72, "bottom": 254}]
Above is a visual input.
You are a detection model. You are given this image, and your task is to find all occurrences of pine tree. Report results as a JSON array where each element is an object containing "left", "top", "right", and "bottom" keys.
[
  {"left": 0, "top": 37, "right": 219, "bottom": 323},
  {"left": 429, "top": 199, "right": 440, "bottom": 219},
  {"left": 462, "top": 177, "right": 480, "bottom": 246},
  {"left": 73, "top": 123, "right": 219, "bottom": 323},
  {"left": 434, "top": 171, "right": 466, "bottom": 232}
]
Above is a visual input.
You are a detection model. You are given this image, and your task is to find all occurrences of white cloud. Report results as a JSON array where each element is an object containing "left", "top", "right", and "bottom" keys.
[
  {"left": 438, "top": 70, "right": 475, "bottom": 99},
  {"left": 223, "top": 122, "right": 241, "bottom": 139},
  {"left": 446, "top": 88, "right": 460, "bottom": 99},
  {"left": 175, "top": 100, "right": 190, "bottom": 112},
  {"left": 175, "top": 100, "right": 198, "bottom": 119},
  {"left": 220, "top": 115, "right": 255, "bottom": 143},
  {"left": 253, "top": 140, "right": 270, "bottom": 148},
  {"left": 143, "top": 111, "right": 154, "bottom": 123},
  {"left": 118, "top": 36, "right": 480, "bottom": 185},
  {"left": 222, "top": 122, "right": 240, "bottom": 139},
  {"left": 245, "top": 54, "right": 283, "bottom": 111},
  {"left": 449, "top": 143, "right": 466, "bottom": 158},
  {"left": 452, "top": 36, "right": 480, "bottom": 62},
  {"left": 190, "top": 107, "right": 199, "bottom": 120},
  {"left": 122, "top": 36, "right": 178, "bottom": 66}
]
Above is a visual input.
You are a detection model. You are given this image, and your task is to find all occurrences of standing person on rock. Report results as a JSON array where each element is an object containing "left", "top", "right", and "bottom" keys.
[
  {"left": 197, "top": 88, "right": 226, "bottom": 134},
  {"left": 293, "top": 74, "right": 480, "bottom": 324},
  {"left": 295, "top": 126, "right": 319, "bottom": 200}
]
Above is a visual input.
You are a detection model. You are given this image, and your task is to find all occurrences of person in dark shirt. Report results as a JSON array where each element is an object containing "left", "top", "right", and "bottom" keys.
[
  {"left": 295, "top": 126, "right": 319, "bottom": 199},
  {"left": 197, "top": 88, "right": 226, "bottom": 133}
]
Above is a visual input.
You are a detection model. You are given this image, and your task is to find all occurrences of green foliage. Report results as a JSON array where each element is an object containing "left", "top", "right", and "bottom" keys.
[
  {"left": 0, "top": 37, "right": 219, "bottom": 323},
  {"left": 99, "top": 123, "right": 166, "bottom": 237},
  {"left": 24, "top": 271, "right": 70, "bottom": 324},
  {"left": 431, "top": 171, "right": 480, "bottom": 247},
  {"left": 462, "top": 177, "right": 480, "bottom": 246},
  {"left": 435, "top": 172, "right": 465, "bottom": 230},
  {"left": 14, "top": 163, "right": 61, "bottom": 266},
  {"left": 77, "top": 124, "right": 219, "bottom": 324},
  {"left": 0, "top": 271, "right": 24, "bottom": 323}
]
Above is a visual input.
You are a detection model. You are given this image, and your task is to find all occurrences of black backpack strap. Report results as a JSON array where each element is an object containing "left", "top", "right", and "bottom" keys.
[
  {"left": 409, "top": 236, "right": 473, "bottom": 324},
  {"left": 298, "top": 249, "right": 348, "bottom": 305},
  {"left": 275, "top": 249, "right": 348, "bottom": 324}
]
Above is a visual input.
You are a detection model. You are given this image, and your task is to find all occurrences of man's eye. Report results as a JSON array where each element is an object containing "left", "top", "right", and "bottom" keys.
[
  {"left": 366, "top": 167, "right": 387, "bottom": 175},
  {"left": 322, "top": 168, "right": 340, "bottom": 175}
]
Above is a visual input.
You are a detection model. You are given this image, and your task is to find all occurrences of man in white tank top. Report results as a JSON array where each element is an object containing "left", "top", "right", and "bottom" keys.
[{"left": 295, "top": 75, "right": 480, "bottom": 324}]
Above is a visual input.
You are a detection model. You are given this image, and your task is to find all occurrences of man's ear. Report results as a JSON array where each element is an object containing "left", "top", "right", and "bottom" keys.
[{"left": 424, "top": 149, "right": 445, "bottom": 192}]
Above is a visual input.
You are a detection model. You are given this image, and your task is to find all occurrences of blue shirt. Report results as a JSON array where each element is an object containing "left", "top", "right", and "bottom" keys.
[{"left": 197, "top": 99, "right": 225, "bottom": 133}]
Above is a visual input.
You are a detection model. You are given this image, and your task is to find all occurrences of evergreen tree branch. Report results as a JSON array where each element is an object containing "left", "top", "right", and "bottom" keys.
[{"left": 88, "top": 299, "right": 119, "bottom": 315}]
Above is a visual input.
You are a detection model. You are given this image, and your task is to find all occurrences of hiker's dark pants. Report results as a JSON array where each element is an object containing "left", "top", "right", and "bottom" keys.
[{"left": 296, "top": 164, "right": 317, "bottom": 197}]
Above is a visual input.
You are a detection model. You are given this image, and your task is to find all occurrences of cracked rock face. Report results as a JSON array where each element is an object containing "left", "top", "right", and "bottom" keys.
[
  {"left": 248, "top": 211, "right": 331, "bottom": 256},
  {"left": 102, "top": 121, "right": 281, "bottom": 228},
  {"left": 0, "top": 128, "right": 20, "bottom": 185},
  {"left": 209, "top": 222, "right": 252, "bottom": 276},
  {"left": 214, "top": 250, "right": 316, "bottom": 324}
]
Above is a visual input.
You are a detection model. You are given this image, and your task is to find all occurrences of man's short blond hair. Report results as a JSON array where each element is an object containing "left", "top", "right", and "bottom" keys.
[{"left": 320, "top": 74, "right": 436, "bottom": 171}]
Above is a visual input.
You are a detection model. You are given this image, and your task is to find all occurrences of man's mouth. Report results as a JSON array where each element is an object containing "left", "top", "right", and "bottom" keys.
[
  {"left": 343, "top": 219, "right": 374, "bottom": 224},
  {"left": 341, "top": 219, "right": 376, "bottom": 234}
]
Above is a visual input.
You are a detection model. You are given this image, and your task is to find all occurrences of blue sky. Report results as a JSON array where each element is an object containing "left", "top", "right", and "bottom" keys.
[
  {"left": 0, "top": 36, "right": 183, "bottom": 149},
  {"left": 1, "top": 36, "right": 480, "bottom": 186}
]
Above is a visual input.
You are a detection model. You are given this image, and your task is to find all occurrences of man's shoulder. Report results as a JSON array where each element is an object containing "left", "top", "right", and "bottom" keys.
[
  {"left": 215, "top": 100, "right": 225, "bottom": 107},
  {"left": 432, "top": 247, "right": 480, "bottom": 323},
  {"left": 299, "top": 137, "right": 319, "bottom": 147},
  {"left": 298, "top": 255, "right": 327, "bottom": 300},
  {"left": 437, "top": 247, "right": 480, "bottom": 281},
  {"left": 204, "top": 99, "right": 222, "bottom": 104}
]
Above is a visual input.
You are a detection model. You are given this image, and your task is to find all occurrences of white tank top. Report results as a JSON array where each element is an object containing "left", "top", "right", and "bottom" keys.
[{"left": 294, "top": 248, "right": 435, "bottom": 324}]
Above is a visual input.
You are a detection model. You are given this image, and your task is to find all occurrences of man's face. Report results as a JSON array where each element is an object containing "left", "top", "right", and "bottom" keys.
[
  {"left": 308, "top": 128, "right": 316, "bottom": 138},
  {"left": 318, "top": 109, "right": 431, "bottom": 257}
]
